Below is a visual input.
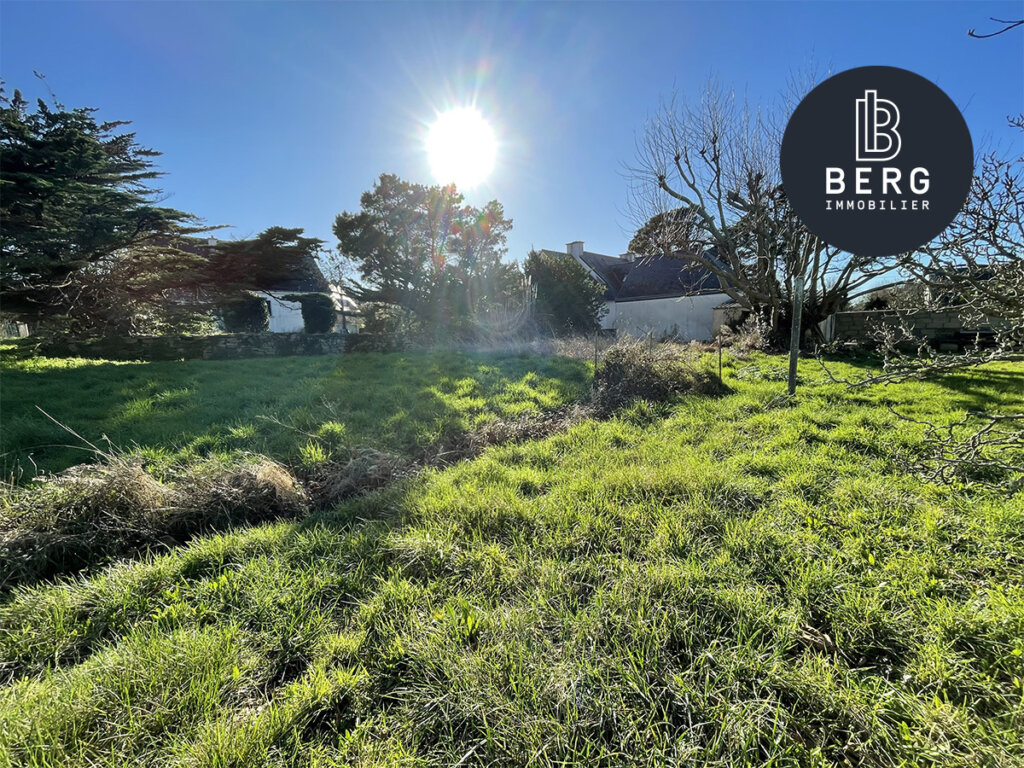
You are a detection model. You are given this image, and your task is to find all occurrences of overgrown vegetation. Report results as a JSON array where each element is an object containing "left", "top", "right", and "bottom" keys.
[
  {"left": 219, "top": 293, "right": 271, "bottom": 332},
  {"left": 1, "top": 340, "right": 719, "bottom": 589},
  {"left": 524, "top": 248, "right": 608, "bottom": 335},
  {"left": 0, "top": 455, "right": 305, "bottom": 591},
  {"left": 0, "top": 352, "right": 1021, "bottom": 766},
  {"left": 592, "top": 337, "right": 723, "bottom": 414},
  {"left": 291, "top": 293, "right": 336, "bottom": 334}
]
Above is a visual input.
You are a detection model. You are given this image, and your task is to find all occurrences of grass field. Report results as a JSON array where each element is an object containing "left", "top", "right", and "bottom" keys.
[
  {"left": 1, "top": 350, "right": 1022, "bottom": 767},
  {"left": 0, "top": 347, "right": 590, "bottom": 481}
]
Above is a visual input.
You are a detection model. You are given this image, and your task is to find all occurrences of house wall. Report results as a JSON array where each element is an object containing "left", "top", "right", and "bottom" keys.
[
  {"left": 711, "top": 304, "right": 749, "bottom": 336},
  {"left": 1, "top": 321, "right": 31, "bottom": 338},
  {"left": 261, "top": 292, "right": 306, "bottom": 333},
  {"left": 600, "top": 301, "right": 616, "bottom": 330},
  {"left": 613, "top": 293, "right": 726, "bottom": 341}
]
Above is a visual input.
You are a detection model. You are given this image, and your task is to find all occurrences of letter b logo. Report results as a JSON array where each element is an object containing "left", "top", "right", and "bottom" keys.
[
  {"left": 856, "top": 90, "right": 901, "bottom": 162},
  {"left": 781, "top": 66, "right": 973, "bottom": 257}
]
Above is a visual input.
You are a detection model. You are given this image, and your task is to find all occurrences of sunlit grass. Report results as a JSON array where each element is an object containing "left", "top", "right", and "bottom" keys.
[
  {"left": 0, "top": 354, "right": 1021, "bottom": 765},
  {"left": 0, "top": 349, "right": 591, "bottom": 480}
]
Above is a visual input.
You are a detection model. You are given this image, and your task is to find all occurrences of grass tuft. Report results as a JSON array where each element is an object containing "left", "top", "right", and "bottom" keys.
[{"left": 592, "top": 337, "right": 723, "bottom": 415}]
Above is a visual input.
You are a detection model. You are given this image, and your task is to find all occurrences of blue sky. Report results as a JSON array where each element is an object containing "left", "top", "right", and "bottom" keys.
[{"left": 2, "top": 1, "right": 1022, "bottom": 264}]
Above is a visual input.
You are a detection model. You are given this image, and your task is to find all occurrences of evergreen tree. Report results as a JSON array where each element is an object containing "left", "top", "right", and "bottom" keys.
[
  {"left": 0, "top": 85, "right": 205, "bottom": 320},
  {"left": 524, "top": 249, "right": 607, "bottom": 335},
  {"left": 332, "top": 174, "right": 513, "bottom": 339}
]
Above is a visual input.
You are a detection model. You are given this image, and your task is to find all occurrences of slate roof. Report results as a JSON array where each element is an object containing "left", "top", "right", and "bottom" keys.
[
  {"left": 262, "top": 254, "right": 330, "bottom": 294},
  {"left": 541, "top": 249, "right": 724, "bottom": 302}
]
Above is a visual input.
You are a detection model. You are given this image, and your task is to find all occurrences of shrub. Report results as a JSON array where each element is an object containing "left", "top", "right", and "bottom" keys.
[
  {"left": 718, "top": 313, "right": 774, "bottom": 358},
  {"left": 283, "top": 293, "right": 335, "bottom": 334},
  {"left": 360, "top": 303, "right": 404, "bottom": 336},
  {"left": 592, "top": 338, "right": 720, "bottom": 414},
  {"left": 219, "top": 294, "right": 270, "bottom": 332},
  {"left": 524, "top": 249, "right": 607, "bottom": 336}
]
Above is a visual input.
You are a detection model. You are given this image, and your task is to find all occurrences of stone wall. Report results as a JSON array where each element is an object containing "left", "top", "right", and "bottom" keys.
[
  {"left": 35, "top": 332, "right": 349, "bottom": 362},
  {"left": 829, "top": 309, "right": 989, "bottom": 347}
]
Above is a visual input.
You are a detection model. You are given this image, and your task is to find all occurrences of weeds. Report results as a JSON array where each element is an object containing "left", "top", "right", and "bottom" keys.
[
  {"left": 592, "top": 337, "right": 723, "bottom": 415},
  {"left": 0, "top": 455, "right": 306, "bottom": 592}
]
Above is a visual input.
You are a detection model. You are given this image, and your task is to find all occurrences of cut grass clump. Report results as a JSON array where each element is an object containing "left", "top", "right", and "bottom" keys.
[
  {"left": 0, "top": 396, "right": 595, "bottom": 591},
  {"left": 592, "top": 338, "right": 723, "bottom": 415},
  {"left": 304, "top": 447, "right": 412, "bottom": 509},
  {"left": 0, "top": 456, "right": 307, "bottom": 592},
  {"left": 433, "top": 403, "right": 598, "bottom": 464},
  {"left": 0, "top": 458, "right": 170, "bottom": 591},
  {"left": 169, "top": 456, "right": 307, "bottom": 527}
]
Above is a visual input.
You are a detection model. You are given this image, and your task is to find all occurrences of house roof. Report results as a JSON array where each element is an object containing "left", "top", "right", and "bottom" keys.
[
  {"left": 616, "top": 256, "right": 721, "bottom": 301},
  {"left": 149, "top": 236, "right": 330, "bottom": 293},
  {"left": 541, "top": 248, "right": 724, "bottom": 302},
  {"left": 262, "top": 254, "right": 330, "bottom": 293}
]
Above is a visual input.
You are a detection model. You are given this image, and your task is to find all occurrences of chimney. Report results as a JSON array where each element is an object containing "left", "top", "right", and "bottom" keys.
[{"left": 566, "top": 241, "right": 584, "bottom": 258}]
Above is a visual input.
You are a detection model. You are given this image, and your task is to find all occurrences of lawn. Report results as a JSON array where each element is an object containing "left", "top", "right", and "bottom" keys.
[
  {"left": 0, "top": 351, "right": 1022, "bottom": 767},
  {"left": 0, "top": 346, "right": 591, "bottom": 481}
]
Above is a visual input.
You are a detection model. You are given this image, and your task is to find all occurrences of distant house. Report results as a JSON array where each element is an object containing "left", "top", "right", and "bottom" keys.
[
  {"left": 168, "top": 236, "right": 360, "bottom": 333},
  {"left": 540, "top": 241, "right": 728, "bottom": 340},
  {"left": 255, "top": 252, "right": 330, "bottom": 333},
  {"left": 260, "top": 267, "right": 363, "bottom": 334}
]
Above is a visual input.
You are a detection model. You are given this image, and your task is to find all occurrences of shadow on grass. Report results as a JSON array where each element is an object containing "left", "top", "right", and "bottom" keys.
[
  {"left": 0, "top": 351, "right": 591, "bottom": 481},
  {"left": 0, "top": 348, "right": 722, "bottom": 601},
  {"left": 927, "top": 365, "right": 1024, "bottom": 412}
]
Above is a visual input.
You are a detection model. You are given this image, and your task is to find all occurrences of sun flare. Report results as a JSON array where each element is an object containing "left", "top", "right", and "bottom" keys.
[{"left": 426, "top": 107, "right": 496, "bottom": 189}]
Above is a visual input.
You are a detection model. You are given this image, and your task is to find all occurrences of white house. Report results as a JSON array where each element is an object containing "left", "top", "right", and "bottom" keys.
[
  {"left": 253, "top": 254, "right": 360, "bottom": 333},
  {"left": 260, "top": 292, "right": 308, "bottom": 333},
  {"left": 258, "top": 288, "right": 361, "bottom": 333},
  {"left": 541, "top": 241, "right": 729, "bottom": 341}
]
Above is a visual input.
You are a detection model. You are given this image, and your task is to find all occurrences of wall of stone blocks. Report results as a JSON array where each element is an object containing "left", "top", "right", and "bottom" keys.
[
  {"left": 830, "top": 310, "right": 987, "bottom": 345},
  {"left": 34, "top": 332, "right": 349, "bottom": 362}
]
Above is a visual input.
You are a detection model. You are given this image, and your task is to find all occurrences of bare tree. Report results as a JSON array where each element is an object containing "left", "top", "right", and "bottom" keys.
[
  {"left": 860, "top": 117, "right": 1024, "bottom": 381},
  {"left": 821, "top": 122, "right": 1024, "bottom": 490},
  {"left": 968, "top": 17, "right": 1024, "bottom": 39},
  {"left": 627, "top": 78, "right": 904, "bottom": 345}
]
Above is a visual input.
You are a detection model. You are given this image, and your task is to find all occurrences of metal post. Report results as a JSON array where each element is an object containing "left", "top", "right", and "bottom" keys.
[
  {"left": 788, "top": 278, "right": 804, "bottom": 397},
  {"left": 717, "top": 334, "right": 723, "bottom": 386}
]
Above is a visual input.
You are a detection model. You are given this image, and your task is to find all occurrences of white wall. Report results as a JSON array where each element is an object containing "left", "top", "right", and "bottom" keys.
[
  {"left": 261, "top": 292, "right": 306, "bottom": 333},
  {"left": 600, "top": 301, "right": 616, "bottom": 330},
  {"left": 613, "top": 293, "right": 726, "bottom": 341}
]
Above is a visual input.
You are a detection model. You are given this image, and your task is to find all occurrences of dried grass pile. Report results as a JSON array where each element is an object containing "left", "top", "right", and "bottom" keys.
[{"left": 0, "top": 456, "right": 307, "bottom": 591}]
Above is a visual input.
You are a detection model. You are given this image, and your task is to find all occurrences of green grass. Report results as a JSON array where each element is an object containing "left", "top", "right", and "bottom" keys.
[
  {"left": 0, "top": 347, "right": 591, "bottom": 480},
  {"left": 0, "top": 354, "right": 1021, "bottom": 766}
]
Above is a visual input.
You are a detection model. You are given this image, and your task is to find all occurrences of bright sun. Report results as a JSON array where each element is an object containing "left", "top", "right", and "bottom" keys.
[{"left": 426, "top": 107, "right": 496, "bottom": 189}]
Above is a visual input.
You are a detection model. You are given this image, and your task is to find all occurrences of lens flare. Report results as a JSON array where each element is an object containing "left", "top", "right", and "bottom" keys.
[{"left": 426, "top": 107, "right": 496, "bottom": 189}]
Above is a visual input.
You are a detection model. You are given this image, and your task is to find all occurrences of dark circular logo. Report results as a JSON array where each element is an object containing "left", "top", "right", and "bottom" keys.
[{"left": 780, "top": 66, "right": 973, "bottom": 257}]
